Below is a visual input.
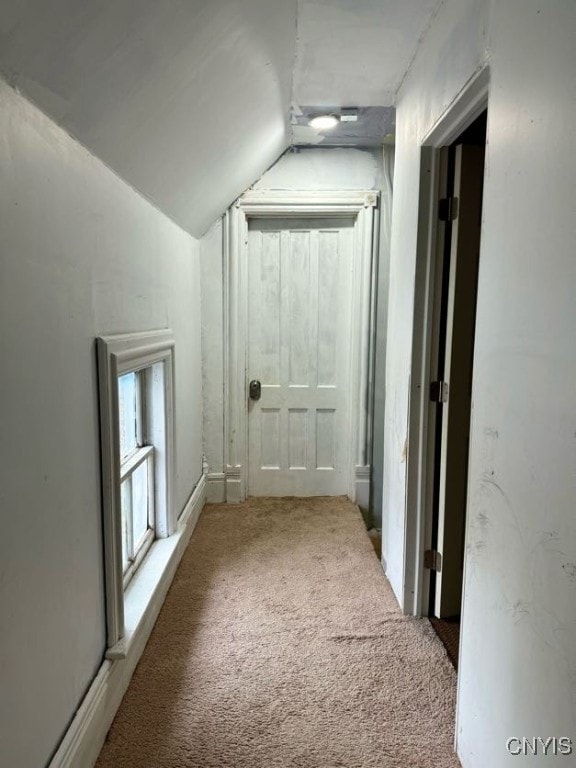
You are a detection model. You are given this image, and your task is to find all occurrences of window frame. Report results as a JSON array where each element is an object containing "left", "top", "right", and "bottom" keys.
[
  {"left": 97, "top": 330, "right": 175, "bottom": 648},
  {"left": 118, "top": 368, "right": 156, "bottom": 587}
]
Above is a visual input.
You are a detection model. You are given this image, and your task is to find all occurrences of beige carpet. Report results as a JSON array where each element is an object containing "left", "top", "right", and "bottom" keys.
[{"left": 96, "top": 497, "right": 460, "bottom": 768}]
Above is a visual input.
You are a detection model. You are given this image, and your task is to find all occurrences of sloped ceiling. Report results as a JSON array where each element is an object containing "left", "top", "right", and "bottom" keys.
[
  {"left": 0, "top": 0, "right": 439, "bottom": 237},
  {"left": 293, "top": 0, "right": 438, "bottom": 107}
]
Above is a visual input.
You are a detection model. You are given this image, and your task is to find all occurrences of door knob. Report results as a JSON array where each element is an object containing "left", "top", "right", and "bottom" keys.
[{"left": 249, "top": 380, "right": 261, "bottom": 401}]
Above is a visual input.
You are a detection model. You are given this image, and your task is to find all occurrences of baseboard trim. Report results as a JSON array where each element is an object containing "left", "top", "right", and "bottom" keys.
[
  {"left": 225, "top": 469, "right": 244, "bottom": 503},
  {"left": 355, "top": 465, "right": 371, "bottom": 512},
  {"left": 48, "top": 474, "right": 206, "bottom": 768},
  {"left": 206, "top": 472, "right": 226, "bottom": 503},
  {"left": 179, "top": 474, "right": 207, "bottom": 532}
]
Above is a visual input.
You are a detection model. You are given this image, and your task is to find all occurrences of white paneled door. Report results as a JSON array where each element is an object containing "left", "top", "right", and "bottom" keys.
[{"left": 247, "top": 217, "right": 355, "bottom": 496}]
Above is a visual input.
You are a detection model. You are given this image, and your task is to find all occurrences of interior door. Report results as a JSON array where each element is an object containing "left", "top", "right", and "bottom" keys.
[
  {"left": 434, "top": 144, "right": 485, "bottom": 618},
  {"left": 247, "top": 217, "right": 354, "bottom": 496}
]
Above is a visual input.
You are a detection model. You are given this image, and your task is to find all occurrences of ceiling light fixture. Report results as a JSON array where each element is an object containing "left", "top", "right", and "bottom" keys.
[{"left": 309, "top": 114, "right": 339, "bottom": 130}]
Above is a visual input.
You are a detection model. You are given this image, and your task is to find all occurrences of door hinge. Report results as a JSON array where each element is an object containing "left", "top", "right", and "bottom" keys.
[
  {"left": 429, "top": 380, "right": 449, "bottom": 403},
  {"left": 438, "top": 196, "right": 459, "bottom": 222},
  {"left": 424, "top": 549, "right": 443, "bottom": 572}
]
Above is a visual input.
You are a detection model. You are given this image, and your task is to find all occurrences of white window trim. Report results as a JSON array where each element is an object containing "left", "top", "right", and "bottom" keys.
[
  {"left": 120, "top": 442, "right": 155, "bottom": 589},
  {"left": 97, "top": 329, "right": 175, "bottom": 649}
]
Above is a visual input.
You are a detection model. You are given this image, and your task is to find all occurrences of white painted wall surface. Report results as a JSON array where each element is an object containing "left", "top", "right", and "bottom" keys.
[
  {"left": 0, "top": 79, "right": 202, "bottom": 768},
  {"left": 200, "top": 218, "right": 225, "bottom": 501},
  {"left": 253, "top": 147, "right": 383, "bottom": 191},
  {"left": 371, "top": 148, "right": 394, "bottom": 534},
  {"left": 384, "top": 1, "right": 576, "bottom": 765}
]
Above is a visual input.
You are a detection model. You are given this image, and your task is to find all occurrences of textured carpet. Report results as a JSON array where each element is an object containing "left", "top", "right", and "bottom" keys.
[{"left": 96, "top": 497, "right": 460, "bottom": 768}]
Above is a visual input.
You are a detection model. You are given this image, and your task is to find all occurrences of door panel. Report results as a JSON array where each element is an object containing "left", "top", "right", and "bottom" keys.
[
  {"left": 248, "top": 217, "right": 354, "bottom": 496},
  {"left": 260, "top": 409, "right": 281, "bottom": 469},
  {"left": 288, "top": 409, "right": 308, "bottom": 468},
  {"left": 316, "top": 409, "right": 336, "bottom": 469}
]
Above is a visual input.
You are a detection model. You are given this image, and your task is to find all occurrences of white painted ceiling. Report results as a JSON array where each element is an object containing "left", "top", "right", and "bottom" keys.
[{"left": 0, "top": 0, "right": 439, "bottom": 236}]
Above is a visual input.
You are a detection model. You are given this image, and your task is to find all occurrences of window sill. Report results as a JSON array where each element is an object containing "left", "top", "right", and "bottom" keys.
[
  {"left": 105, "top": 534, "right": 176, "bottom": 660},
  {"left": 104, "top": 479, "right": 203, "bottom": 661}
]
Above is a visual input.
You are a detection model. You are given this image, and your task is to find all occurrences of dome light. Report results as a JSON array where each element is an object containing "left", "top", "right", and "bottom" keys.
[{"left": 309, "top": 114, "right": 339, "bottom": 130}]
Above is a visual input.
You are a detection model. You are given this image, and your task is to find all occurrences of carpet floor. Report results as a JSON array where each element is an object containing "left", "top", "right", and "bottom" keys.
[{"left": 96, "top": 497, "right": 460, "bottom": 768}]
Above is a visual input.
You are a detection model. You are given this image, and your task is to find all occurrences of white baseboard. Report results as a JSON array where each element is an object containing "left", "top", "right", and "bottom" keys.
[
  {"left": 225, "top": 469, "right": 244, "bottom": 503},
  {"left": 355, "top": 465, "right": 371, "bottom": 512},
  {"left": 206, "top": 472, "right": 226, "bottom": 503},
  {"left": 49, "top": 474, "right": 206, "bottom": 768},
  {"left": 178, "top": 474, "right": 206, "bottom": 533}
]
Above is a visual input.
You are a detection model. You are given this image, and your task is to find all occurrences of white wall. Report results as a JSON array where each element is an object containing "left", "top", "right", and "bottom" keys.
[
  {"left": 201, "top": 147, "right": 388, "bottom": 517},
  {"left": 384, "top": 1, "right": 576, "bottom": 765},
  {"left": 200, "top": 216, "right": 225, "bottom": 502},
  {"left": 0, "top": 79, "right": 203, "bottom": 768},
  {"left": 252, "top": 147, "right": 383, "bottom": 190},
  {"left": 371, "top": 148, "right": 394, "bottom": 533}
]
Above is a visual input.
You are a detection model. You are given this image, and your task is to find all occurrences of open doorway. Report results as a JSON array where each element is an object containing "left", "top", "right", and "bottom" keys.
[{"left": 426, "top": 111, "right": 487, "bottom": 668}]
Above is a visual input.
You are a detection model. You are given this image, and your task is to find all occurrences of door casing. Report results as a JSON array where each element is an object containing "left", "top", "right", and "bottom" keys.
[
  {"left": 403, "top": 66, "right": 490, "bottom": 620},
  {"left": 224, "top": 190, "right": 378, "bottom": 504}
]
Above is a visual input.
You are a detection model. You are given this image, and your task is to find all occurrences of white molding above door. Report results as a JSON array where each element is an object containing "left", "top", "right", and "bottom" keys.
[{"left": 224, "top": 190, "right": 378, "bottom": 504}]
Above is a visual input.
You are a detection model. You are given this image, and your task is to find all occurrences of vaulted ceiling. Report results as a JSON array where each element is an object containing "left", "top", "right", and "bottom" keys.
[{"left": 0, "top": 0, "right": 439, "bottom": 236}]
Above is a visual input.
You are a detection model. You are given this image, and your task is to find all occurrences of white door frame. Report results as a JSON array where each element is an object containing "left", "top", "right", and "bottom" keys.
[
  {"left": 403, "top": 67, "right": 489, "bottom": 617},
  {"left": 224, "top": 190, "right": 378, "bottom": 504}
]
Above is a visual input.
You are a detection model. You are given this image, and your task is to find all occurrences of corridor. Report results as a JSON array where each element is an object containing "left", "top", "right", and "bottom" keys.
[
  {"left": 3, "top": 4, "right": 575, "bottom": 767},
  {"left": 96, "top": 498, "right": 459, "bottom": 768}
]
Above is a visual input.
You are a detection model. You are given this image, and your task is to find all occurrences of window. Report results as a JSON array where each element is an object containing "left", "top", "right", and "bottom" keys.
[
  {"left": 118, "top": 371, "right": 155, "bottom": 585},
  {"left": 97, "top": 330, "right": 175, "bottom": 649}
]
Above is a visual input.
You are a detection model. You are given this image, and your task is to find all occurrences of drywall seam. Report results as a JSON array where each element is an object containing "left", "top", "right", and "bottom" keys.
[
  {"left": 394, "top": 0, "right": 447, "bottom": 102},
  {"left": 289, "top": 3, "right": 302, "bottom": 145}
]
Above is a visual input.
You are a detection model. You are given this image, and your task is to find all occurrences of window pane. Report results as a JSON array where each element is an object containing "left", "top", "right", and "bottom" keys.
[
  {"left": 120, "top": 478, "right": 131, "bottom": 570},
  {"left": 118, "top": 372, "right": 139, "bottom": 460},
  {"left": 132, "top": 460, "right": 150, "bottom": 551}
]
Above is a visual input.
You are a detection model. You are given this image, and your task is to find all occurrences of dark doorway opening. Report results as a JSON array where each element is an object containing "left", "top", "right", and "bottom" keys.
[{"left": 428, "top": 109, "right": 487, "bottom": 669}]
